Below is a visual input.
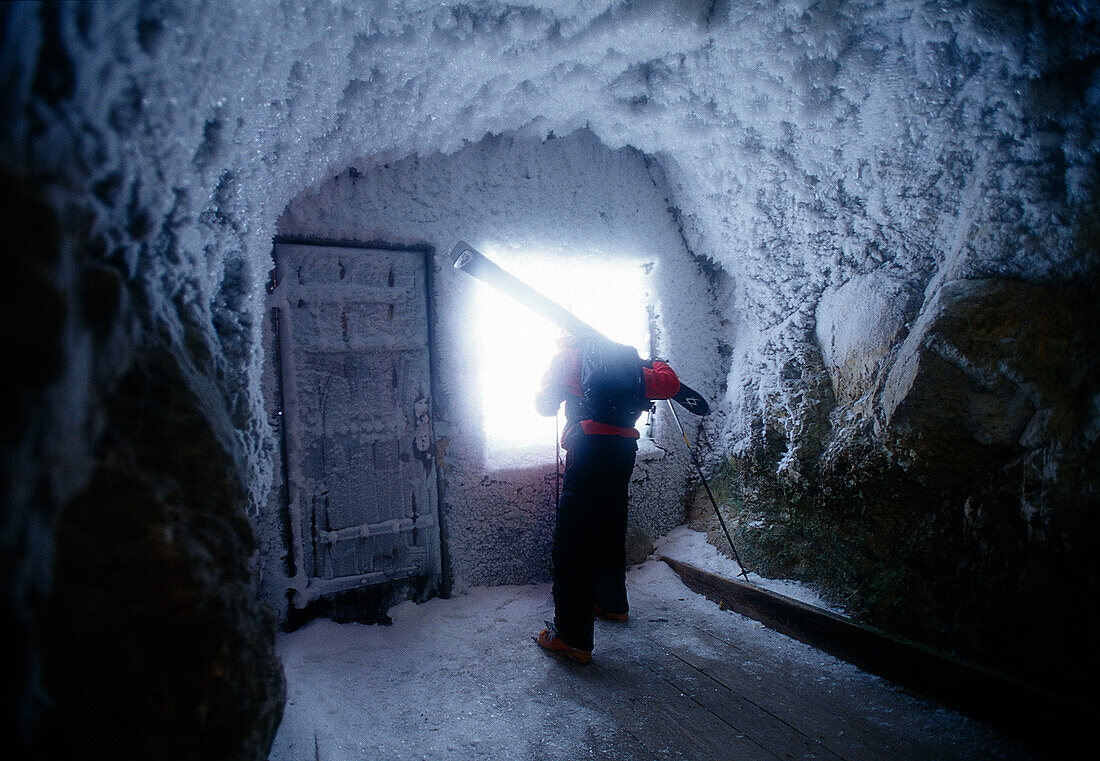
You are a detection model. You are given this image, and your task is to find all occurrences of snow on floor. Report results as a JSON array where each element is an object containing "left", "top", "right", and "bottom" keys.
[
  {"left": 655, "top": 526, "right": 848, "bottom": 614},
  {"left": 271, "top": 547, "right": 1022, "bottom": 761}
]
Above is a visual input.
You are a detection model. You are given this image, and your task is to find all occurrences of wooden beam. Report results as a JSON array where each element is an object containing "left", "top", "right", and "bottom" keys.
[{"left": 660, "top": 555, "right": 1089, "bottom": 757}]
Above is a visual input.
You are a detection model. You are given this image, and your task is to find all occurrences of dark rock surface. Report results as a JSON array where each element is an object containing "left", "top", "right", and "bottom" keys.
[
  {"left": 882, "top": 279, "right": 1093, "bottom": 491},
  {"left": 0, "top": 172, "right": 68, "bottom": 757},
  {"left": 37, "top": 350, "right": 286, "bottom": 760},
  {"left": 702, "top": 275, "right": 1099, "bottom": 696},
  {"left": 0, "top": 174, "right": 285, "bottom": 759}
]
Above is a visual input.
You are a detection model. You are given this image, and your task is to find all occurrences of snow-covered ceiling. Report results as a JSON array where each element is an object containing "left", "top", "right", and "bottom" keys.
[{"left": 2, "top": 0, "right": 1096, "bottom": 500}]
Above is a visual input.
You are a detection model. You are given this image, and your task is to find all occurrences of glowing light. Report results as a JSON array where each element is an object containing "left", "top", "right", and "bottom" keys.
[{"left": 475, "top": 252, "right": 652, "bottom": 455}]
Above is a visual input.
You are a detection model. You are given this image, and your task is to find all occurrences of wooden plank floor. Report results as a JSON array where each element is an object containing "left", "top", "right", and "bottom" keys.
[
  {"left": 524, "top": 564, "right": 1035, "bottom": 761},
  {"left": 273, "top": 561, "right": 1037, "bottom": 761},
  {"left": 549, "top": 620, "right": 1033, "bottom": 761},
  {"left": 659, "top": 555, "right": 1087, "bottom": 755}
]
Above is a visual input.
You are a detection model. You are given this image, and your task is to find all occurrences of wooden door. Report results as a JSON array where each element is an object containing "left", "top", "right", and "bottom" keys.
[{"left": 272, "top": 242, "right": 440, "bottom": 602}]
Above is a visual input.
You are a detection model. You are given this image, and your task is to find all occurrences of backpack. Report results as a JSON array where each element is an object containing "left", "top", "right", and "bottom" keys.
[{"left": 577, "top": 336, "right": 650, "bottom": 427}]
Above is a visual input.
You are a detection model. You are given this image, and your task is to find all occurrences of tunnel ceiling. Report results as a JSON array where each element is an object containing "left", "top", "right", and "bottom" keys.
[{"left": 2, "top": 0, "right": 1098, "bottom": 497}]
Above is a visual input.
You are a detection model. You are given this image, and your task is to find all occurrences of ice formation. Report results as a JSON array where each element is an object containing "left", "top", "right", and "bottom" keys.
[
  {"left": 2, "top": 2, "right": 1097, "bottom": 756},
  {"left": 9, "top": 0, "right": 1096, "bottom": 519}
]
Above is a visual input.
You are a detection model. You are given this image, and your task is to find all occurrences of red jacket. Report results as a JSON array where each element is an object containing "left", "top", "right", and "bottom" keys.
[{"left": 535, "top": 337, "right": 680, "bottom": 442}]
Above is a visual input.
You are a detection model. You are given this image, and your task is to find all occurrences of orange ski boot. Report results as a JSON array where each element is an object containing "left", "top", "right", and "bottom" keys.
[
  {"left": 536, "top": 623, "right": 592, "bottom": 663},
  {"left": 594, "top": 606, "right": 628, "bottom": 623}
]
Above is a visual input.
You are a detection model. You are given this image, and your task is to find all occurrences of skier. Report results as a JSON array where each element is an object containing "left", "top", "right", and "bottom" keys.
[{"left": 534, "top": 334, "right": 681, "bottom": 663}]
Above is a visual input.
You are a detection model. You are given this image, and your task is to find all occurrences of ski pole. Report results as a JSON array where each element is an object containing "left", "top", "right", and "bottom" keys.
[{"left": 666, "top": 400, "right": 750, "bottom": 581}]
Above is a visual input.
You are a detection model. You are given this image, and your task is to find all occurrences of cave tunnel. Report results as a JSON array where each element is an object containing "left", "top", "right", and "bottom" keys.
[{"left": 1, "top": 2, "right": 1098, "bottom": 760}]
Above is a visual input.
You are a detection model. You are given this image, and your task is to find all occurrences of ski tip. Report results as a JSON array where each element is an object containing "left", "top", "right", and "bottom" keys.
[
  {"left": 450, "top": 240, "right": 479, "bottom": 269},
  {"left": 672, "top": 382, "right": 710, "bottom": 416}
]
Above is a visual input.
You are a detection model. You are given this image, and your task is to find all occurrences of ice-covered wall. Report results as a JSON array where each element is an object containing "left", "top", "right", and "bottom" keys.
[
  {"left": 270, "top": 128, "right": 710, "bottom": 600},
  {"left": 2, "top": 0, "right": 1098, "bottom": 753},
  {"left": 5, "top": 0, "right": 1094, "bottom": 510}
]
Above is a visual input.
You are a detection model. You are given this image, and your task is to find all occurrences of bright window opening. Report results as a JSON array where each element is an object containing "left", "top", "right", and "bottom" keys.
[{"left": 475, "top": 252, "right": 652, "bottom": 456}]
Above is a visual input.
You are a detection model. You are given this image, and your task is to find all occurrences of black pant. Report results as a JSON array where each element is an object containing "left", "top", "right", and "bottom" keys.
[{"left": 552, "top": 432, "right": 638, "bottom": 651}]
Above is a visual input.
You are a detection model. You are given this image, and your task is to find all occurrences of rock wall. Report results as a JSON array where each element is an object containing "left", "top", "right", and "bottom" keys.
[
  {"left": 678, "top": 1, "right": 1100, "bottom": 697},
  {"left": 39, "top": 349, "right": 286, "bottom": 760},
  {"left": 706, "top": 264, "right": 1099, "bottom": 696},
  {"left": 0, "top": 172, "right": 285, "bottom": 759}
]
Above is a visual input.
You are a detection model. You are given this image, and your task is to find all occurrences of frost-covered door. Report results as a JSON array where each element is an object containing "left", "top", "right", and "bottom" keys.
[{"left": 272, "top": 242, "right": 440, "bottom": 602}]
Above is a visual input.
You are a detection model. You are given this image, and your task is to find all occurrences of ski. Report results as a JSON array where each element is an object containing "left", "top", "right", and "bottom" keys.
[
  {"left": 451, "top": 240, "right": 711, "bottom": 416},
  {"left": 451, "top": 241, "right": 599, "bottom": 337},
  {"left": 672, "top": 382, "right": 709, "bottom": 416}
]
